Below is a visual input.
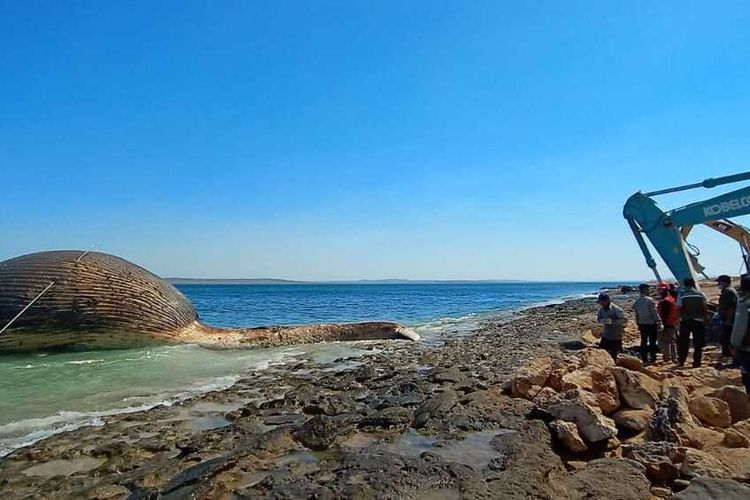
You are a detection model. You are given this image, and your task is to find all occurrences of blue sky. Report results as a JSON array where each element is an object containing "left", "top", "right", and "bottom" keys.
[{"left": 2, "top": 1, "right": 750, "bottom": 280}]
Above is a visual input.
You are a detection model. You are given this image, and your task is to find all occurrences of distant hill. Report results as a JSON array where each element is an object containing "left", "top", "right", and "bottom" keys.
[
  {"left": 166, "top": 278, "right": 308, "bottom": 285},
  {"left": 166, "top": 278, "right": 529, "bottom": 285}
]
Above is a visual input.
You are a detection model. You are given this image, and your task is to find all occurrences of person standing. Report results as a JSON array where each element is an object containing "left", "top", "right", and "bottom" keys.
[
  {"left": 676, "top": 278, "right": 709, "bottom": 368},
  {"left": 633, "top": 283, "right": 662, "bottom": 363},
  {"left": 717, "top": 275, "right": 738, "bottom": 368},
  {"left": 730, "top": 275, "right": 750, "bottom": 396},
  {"left": 657, "top": 283, "right": 679, "bottom": 363},
  {"left": 597, "top": 293, "right": 627, "bottom": 361}
]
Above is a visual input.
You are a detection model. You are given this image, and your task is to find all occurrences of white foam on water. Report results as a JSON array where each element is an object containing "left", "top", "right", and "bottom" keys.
[{"left": 0, "top": 374, "right": 240, "bottom": 458}]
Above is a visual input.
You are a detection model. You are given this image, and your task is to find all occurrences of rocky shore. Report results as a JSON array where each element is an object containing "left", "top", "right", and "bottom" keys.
[{"left": 1, "top": 291, "right": 749, "bottom": 499}]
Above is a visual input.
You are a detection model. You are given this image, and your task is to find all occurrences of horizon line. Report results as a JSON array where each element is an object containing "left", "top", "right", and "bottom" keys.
[{"left": 166, "top": 277, "right": 645, "bottom": 285}]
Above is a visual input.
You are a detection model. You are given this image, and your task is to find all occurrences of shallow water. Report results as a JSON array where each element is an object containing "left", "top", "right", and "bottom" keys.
[{"left": 0, "top": 281, "right": 619, "bottom": 457}]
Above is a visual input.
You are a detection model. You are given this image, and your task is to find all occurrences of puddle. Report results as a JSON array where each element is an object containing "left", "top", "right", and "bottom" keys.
[
  {"left": 190, "top": 401, "right": 244, "bottom": 414},
  {"left": 237, "top": 471, "right": 267, "bottom": 489},
  {"left": 340, "top": 432, "right": 383, "bottom": 450},
  {"left": 22, "top": 457, "right": 105, "bottom": 477},
  {"left": 381, "top": 430, "right": 436, "bottom": 458},
  {"left": 190, "top": 416, "right": 231, "bottom": 431},
  {"left": 382, "top": 429, "right": 514, "bottom": 471},
  {"left": 275, "top": 451, "right": 320, "bottom": 475}
]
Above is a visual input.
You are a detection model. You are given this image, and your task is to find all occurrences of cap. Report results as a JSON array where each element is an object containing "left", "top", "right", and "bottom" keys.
[
  {"left": 597, "top": 293, "right": 610, "bottom": 302},
  {"left": 716, "top": 275, "right": 731, "bottom": 283},
  {"left": 638, "top": 283, "right": 650, "bottom": 290},
  {"left": 657, "top": 282, "right": 670, "bottom": 290}
]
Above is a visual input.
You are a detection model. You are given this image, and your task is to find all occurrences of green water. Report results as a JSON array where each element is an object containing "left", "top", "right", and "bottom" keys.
[{"left": 0, "top": 342, "right": 366, "bottom": 456}]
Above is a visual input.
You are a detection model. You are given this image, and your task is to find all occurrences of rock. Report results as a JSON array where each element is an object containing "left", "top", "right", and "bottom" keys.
[
  {"left": 510, "top": 357, "right": 552, "bottom": 398},
  {"left": 674, "top": 477, "right": 750, "bottom": 499},
  {"left": 559, "top": 339, "right": 586, "bottom": 350},
  {"left": 723, "top": 428, "right": 750, "bottom": 448},
  {"left": 296, "top": 415, "right": 340, "bottom": 450},
  {"left": 87, "top": 484, "right": 130, "bottom": 499},
  {"left": 621, "top": 442, "right": 684, "bottom": 483},
  {"left": 362, "top": 407, "right": 412, "bottom": 428},
  {"left": 544, "top": 390, "right": 618, "bottom": 443},
  {"left": 648, "top": 385, "right": 698, "bottom": 445},
  {"left": 591, "top": 368, "right": 620, "bottom": 414},
  {"left": 161, "top": 456, "right": 236, "bottom": 495},
  {"left": 650, "top": 486, "right": 671, "bottom": 497},
  {"left": 672, "top": 479, "right": 691, "bottom": 492},
  {"left": 709, "top": 386, "right": 750, "bottom": 423},
  {"left": 566, "top": 460, "right": 588, "bottom": 471},
  {"left": 612, "top": 408, "right": 652, "bottom": 432},
  {"left": 352, "top": 366, "right": 374, "bottom": 382},
  {"left": 639, "top": 366, "right": 667, "bottom": 381},
  {"left": 571, "top": 458, "right": 651, "bottom": 500},
  {"left": 579, "top": 348, "right": 615, "bottom": 369},
  {"left": 432, "top": 367, "right": 463, "bottom": 384},
  {"left": 561, "top": 369, "right": 593, "bottom": 392},
  {"left": 616, "top": 355, "right": 644, "bottom": 371},
  {"left": 532, "top": 387, "right": 559, "bottom": 406},
  {"left": 688, "top": 395, "right": 732, "bottom": 428},
  {"left": 547, "top": 369, "right": 566, "bottom": 392},
  {"left": 733, "top": 417, "right": 750, "bottom": 439},
  {"left": 550, "top": 420, "right": 588, "bottom": 453},
  {"left": 680, "top": 448, "right": 732, "bottom": 479},
  {"left": 412, "top": 390, "right": 458, "bottom": 428},
  {"left": 611, "top": 367, "right": 660, "bottom": 410}
]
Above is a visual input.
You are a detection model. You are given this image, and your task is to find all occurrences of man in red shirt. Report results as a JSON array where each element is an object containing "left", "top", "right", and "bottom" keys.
[{"left": 657, "top": 283, "right": 679, "bottom": 363}]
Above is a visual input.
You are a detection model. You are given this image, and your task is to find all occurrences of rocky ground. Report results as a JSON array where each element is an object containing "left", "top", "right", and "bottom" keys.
[{"left": 1, "top": 290, "right": 749, "bottom": 499}]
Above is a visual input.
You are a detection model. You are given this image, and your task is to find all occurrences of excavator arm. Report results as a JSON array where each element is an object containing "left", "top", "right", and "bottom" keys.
[
  {"left": 682, "top": 219, "right": 750, "bottom": 274},
  {"left": 623, "top": 172, "right": 750, "bottom": 288}
]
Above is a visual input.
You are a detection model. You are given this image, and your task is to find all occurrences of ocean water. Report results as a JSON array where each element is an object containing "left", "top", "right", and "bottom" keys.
[{"left": 0, "top": 281, "right": 618, "bottom": 456}]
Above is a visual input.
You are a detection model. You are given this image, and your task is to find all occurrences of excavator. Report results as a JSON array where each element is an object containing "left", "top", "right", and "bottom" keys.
[{"left": 623, "top": 172, "right": 750, "bottom": 291}]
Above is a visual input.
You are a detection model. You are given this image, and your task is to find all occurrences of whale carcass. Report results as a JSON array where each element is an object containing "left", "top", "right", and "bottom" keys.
[{"left": 0, "top": 251, "right": 418, "bottom": 353}]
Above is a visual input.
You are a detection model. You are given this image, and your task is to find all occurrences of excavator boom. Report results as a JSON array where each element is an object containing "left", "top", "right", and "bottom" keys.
[{"left": 624, "top": 172, "right": 750, "bottom": 288}]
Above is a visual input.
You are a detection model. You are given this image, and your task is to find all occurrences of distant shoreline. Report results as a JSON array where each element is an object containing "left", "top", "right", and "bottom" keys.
[{"left": 167, "top": 278, "right": 637, "bottom": 286}]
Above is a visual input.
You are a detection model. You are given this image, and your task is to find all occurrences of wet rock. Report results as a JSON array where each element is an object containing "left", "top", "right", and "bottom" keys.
[
  {"left": 674, "top": 476, "right": 750, "bottom": 499},
  {"left": 263, "top": 413, "right": 306, "bottom": 426},
  {"left": 87, "top": 484, "right": 131, "bottom": 499},
  {"left": 688, "top": 395, "right": 731, "bottom": 428},
  {"left": 362, "top": 407, "right": 413, "bottom": 428},
  {"left": 543, "top": 389, "right": 618, "bottom": 443},
  {"left": 483, "top": 421, "right": 572, "bottom": 499},
  {"left": 160, "top": 456, "right": 235, "bottom": 495},
  {"left": 571, "top": 458, "right": 651, "bottom": 500},
  {"left": 611, "top": 408, "right": 652, "bottom": 432},
  {"left": 591, "top": 368, "right": 620, "bottom": 414},
  {"left": 550, "top": 420, "right": 588, "bottom": 453},
  {"left": 295, "top": 415, "right": 340, "bottom": 451},
  {"left": 432, "top": 367, "right": 463, "bottom": 384},
  {"left": 412, "top": 390, "right": 458, "bottom": 429},
  {"left": 611, "top": 367, "right": 660, "bottom": 410},
  {"left": 709, "top": 385, "right": 750, "bottom": 423},
  {"left": 353, "top": 366, "right": 374, "bottom": 382}
]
